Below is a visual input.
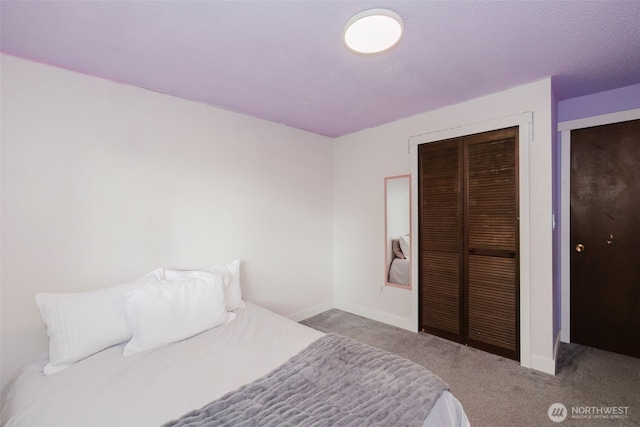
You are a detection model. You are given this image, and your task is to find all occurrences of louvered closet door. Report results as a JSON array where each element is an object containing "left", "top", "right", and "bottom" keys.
[
  {"left": 418, "top": 139, "right": 463, "bottom": 341},
  {"left": 418, "top": 127, "right": 519, "bottom": 361},
  {"left": 464, "top": 128, "right": 519, "bottom": 360}
]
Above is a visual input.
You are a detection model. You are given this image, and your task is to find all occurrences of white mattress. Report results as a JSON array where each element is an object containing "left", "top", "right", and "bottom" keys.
[{"left": 1, "top": 302, "right": 469, "bottom": 427}]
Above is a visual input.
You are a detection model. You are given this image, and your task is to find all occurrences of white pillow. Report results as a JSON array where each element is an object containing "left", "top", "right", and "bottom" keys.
[
  {"left": 35, "top": 268, "right": 164, "bottom": 375},
  {"left": 162, "top": 259, "right": 244, "bottom": 311},
  {"left": 122, "top": 273, "right": 234, "bottom": 356},
  {"left": 399, "top": 235, "right": 411, "bottom": 259}
]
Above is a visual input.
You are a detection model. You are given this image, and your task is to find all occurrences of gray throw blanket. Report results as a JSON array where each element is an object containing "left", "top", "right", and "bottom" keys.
[{"left": 163, "top": 333, "right": 448, "bottom": 427}]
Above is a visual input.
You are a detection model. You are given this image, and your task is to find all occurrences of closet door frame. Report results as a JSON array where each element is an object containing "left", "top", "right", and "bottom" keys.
[{"left": 409, "top": 112, "right": 533, "bottom": 369}]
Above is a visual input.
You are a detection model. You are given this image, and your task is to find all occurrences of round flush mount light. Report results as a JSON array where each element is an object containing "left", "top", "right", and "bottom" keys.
[{"left": 343, "top": 9, "right": 403, "bottom": 55}]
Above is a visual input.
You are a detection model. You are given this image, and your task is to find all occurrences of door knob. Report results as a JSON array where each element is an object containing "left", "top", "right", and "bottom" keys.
[{"left": 575, "top": 243, "right": 585, "bottom": 253}]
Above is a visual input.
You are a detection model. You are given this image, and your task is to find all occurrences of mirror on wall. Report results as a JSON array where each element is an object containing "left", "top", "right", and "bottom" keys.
[{"left": 384, "top": 174, "right": 411, "bottom": 288}]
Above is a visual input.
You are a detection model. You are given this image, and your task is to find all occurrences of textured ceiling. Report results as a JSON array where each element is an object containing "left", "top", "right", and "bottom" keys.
[{"left": 1, "top": 1, "right": 639, "bottom": 137}]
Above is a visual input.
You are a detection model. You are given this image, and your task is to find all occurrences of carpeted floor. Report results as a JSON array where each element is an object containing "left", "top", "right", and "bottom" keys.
[{"left": 300, "top": 309, "right": 640, "bottom": 427}]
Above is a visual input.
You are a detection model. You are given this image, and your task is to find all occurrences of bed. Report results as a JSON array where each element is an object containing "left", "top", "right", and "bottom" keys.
[
  {"left": 389, "top": 257, "right": 410, "bottom": 286},
  {"left": 1, "top": 262, "right": 469, "bottom": 427},
  {"left": 388, "top": 235, "right": 411, "bottom": 286}
]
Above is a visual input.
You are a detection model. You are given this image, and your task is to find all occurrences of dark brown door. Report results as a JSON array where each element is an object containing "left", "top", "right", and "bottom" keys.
[
  {"left": 464, "top": 130, "right": 519, "bottom": 360},
  {"left": 570, "top": 119, "right": 640, "bottom": 358},
  {"left": 419, "top": 139, "right": 464, "bottom": 342},
  {"left": 419, "top": 127, "right": 519, "bottom": 360}
]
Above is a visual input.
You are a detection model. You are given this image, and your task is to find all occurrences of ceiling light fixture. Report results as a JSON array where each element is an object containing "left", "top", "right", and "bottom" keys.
[{"left": 343, "top": 9, "right": 403, "bottom": 55}]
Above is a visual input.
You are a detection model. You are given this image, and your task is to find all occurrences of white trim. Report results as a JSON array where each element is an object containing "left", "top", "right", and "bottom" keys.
[
  {"left": 518, "top": 122, "right": 532, "bottom": 369},
  {"left": 530, "top": 353, "right": 556, "bottom": 375},
  {"left": 335, "top": 300, "right": 415, "bottom": 331},
  {"left": 560, "top": 129, "right": 571, "bottom": 343},
  {"left": 558, "top": 108, "right": 640, "bottom": 344},
  {"left": 409, "top": 112, "right": 534, "bottom": 370},
  {"left": 557, "top": 108, "right": 640, "bottom": 132},
  {"left": 409, "top": 112, "right": 533, "bottom": 147},
  {"left": 287, "top": 301, "right": 334, "bottom": 322},
  {"left": 410, "top": 153, "right": 420, "bottom": 333}
]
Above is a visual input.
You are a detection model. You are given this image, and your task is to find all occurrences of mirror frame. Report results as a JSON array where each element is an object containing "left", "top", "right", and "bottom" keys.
[{"left": 384, "top": 174, "right": 412, "bottom": 289}]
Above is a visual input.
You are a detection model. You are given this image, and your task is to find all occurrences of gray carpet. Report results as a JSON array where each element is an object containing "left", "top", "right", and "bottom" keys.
[{"left": 301, "top": 309, "right": 640, "bottom": 427}]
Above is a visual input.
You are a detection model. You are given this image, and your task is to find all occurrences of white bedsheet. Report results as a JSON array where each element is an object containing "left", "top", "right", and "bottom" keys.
[
  {"left": 1, "top": 302, "right": 469, "bottom": 427},
  {"left": 389, "top": 257, "right": 410, "bottom": 286}
]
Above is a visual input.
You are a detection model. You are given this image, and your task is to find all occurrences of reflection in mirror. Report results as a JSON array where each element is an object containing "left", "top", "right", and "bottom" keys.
[{"left": 385, "top": 175, "right": 411, "bottom": 288}]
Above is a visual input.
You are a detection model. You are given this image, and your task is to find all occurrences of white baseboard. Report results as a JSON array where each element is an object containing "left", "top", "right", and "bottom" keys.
[
  {"left": 530, "top": 351, "right": 556, "bottom": 375},
  {"left": 287, "top": 301, "right": 334, "bottom": 322},
  {"left": 334, "top": 300, "right": 415, "bottom": 332}
]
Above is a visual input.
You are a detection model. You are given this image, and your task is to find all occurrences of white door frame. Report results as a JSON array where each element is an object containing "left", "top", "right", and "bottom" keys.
[
  {"left": 409, "top": 111, "right": 533, "bottom": 369},
  {"left": 558, "top": 108, "right": 640, "bottom": 343}
]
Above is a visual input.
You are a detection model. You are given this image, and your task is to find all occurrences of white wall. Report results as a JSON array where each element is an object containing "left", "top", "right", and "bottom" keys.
[
  {"left": 333, "top": 125, "right": 415, "bottom": 328},
  {"left": 333, "top": 78, "right": 556, "bottom": 374},
  {"left": 0, "top": 55, "right": 334, "bottom": 389},
  {"left": 0, "top": 53, "right": 564, "bottom": 389}
]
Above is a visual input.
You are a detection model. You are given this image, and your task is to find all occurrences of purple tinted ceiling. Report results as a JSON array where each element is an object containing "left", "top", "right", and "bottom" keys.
[{"left": 1, "top": 1, "right": 639, "bottom": 137}]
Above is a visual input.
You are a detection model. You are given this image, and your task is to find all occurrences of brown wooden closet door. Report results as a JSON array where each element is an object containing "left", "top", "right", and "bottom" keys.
[
  {"left": 418, "top": 127, "right": 519, "bottom": 361},
  {"left": 464, "top": 128, "right": 519, "bottom": 360},
  {"left": 418, "top": 139, "right": 463, "bottom": 340}
]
